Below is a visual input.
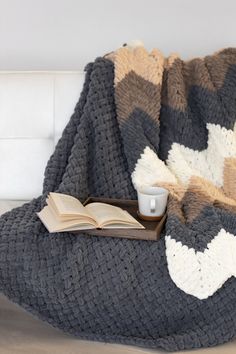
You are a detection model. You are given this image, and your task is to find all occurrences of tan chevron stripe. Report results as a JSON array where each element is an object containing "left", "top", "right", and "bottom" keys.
[
  {"left": 161, "top": 57, "right": 188, "bottom": 111},
  {"left": 205, "top": 48, "right": 236, "bottom": 90},
  {"left": 107, "top": 46, "right": 236, "bottom": 113},
  {"left": 155, "top": 178, "right": 215, "bottom": 223},
  {"left": 167, "top": 48, "right": 236, "bottom": 90},
  {"left": 223, "top": 157, "right": 236, "bottom": 200},
  {"left": 162, "top": 56, "right": 215, "bottom": 111},
  {"left": 156, "top": 172, "right": 236, "bottom": 223},
  {"left": 161, "top": 48, "right": 236, "bottom": 111},
  {"left": 107, "top": 46, "right": 164, "bottom": 87},
  {"left": 115, "top": 71, "right": 161, "bottom": 123}
]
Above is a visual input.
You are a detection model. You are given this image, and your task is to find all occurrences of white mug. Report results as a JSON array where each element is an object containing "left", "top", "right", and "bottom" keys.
[{"left": 137, "top": 186, "right": 168, "bottom": 218}]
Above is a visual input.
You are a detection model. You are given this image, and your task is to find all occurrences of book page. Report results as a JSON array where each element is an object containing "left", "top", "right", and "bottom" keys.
[
  {"left": 102, "top": 223, "right": 144, "bottom": 229},
  {"left": 49, "top": 192, "right": 93, "bottom": 218},
  {"left": 37, "top": 206, "right": 97, "bottom": 233},
  {"left": 85, "top": 202, "right": 144, "bottom": 228}
]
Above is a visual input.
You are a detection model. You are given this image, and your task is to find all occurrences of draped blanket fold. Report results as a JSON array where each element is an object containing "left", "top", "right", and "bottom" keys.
[{"left": 1, "top": 44, "right": 236, "bottom": 351}]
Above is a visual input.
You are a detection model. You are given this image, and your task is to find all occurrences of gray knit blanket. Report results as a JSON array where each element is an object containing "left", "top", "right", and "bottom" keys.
[{"left": 1, "top": 44, "right": 236, "bottom": 351}]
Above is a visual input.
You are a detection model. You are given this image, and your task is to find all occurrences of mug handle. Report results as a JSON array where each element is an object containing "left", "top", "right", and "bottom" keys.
[{"left": 150, "top": 198, "right": 156, "bottom": 213}]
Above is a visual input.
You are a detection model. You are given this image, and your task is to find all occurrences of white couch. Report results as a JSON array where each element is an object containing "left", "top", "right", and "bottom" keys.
[{"left": 0, "top": 71, "right": 84, "bottom": 200}]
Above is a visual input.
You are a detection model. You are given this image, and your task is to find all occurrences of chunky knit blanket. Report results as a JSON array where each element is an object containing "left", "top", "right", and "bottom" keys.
[{"left": 1, "top": 44, "right": 236, "bottom": 351}]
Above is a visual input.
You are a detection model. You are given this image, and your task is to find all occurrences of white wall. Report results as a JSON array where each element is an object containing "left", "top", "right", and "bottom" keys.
[{"left": 0, "top": 0, "right": 235, "bottom": 70}]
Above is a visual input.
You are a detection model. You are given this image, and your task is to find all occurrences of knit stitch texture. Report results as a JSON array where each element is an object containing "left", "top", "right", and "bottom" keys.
[{"left": 0, "top": 45, "right": 236, "bottom": 351}]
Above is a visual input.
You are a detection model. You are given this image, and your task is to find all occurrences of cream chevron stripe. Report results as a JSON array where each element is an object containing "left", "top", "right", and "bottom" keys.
[
  {"left": 167, "top": 123, "right": 236, "bottom": 187},
  {"left": 131, "top": 146, "right": 178, "bottom": 190},
  {"left": 132, "top": 123, "right": 236, "bottom": 190},
  {"left": 165, "top": 229, "right": 236, "bottom": 300}
]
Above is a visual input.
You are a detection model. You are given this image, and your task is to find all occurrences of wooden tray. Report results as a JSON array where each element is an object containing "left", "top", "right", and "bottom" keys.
[{"left": 79, "top": 197, "right": 166, "bottom": 241}]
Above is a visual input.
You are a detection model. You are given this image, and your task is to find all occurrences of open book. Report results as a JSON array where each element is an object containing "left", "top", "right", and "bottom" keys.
[{"left": 37, "top": 192, "right": 144, "bottom": 233}]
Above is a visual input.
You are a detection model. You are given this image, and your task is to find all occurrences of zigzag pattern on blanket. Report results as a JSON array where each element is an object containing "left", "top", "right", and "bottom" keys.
[
  {"left": 113, "top": 46, "right": 236, "bottom": 299},
  {"left": 106, "top": 46, "right": 164, "bottom": 172},
  {"left": 2, "top": 44, "right": 236, "bottom": 351}
]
